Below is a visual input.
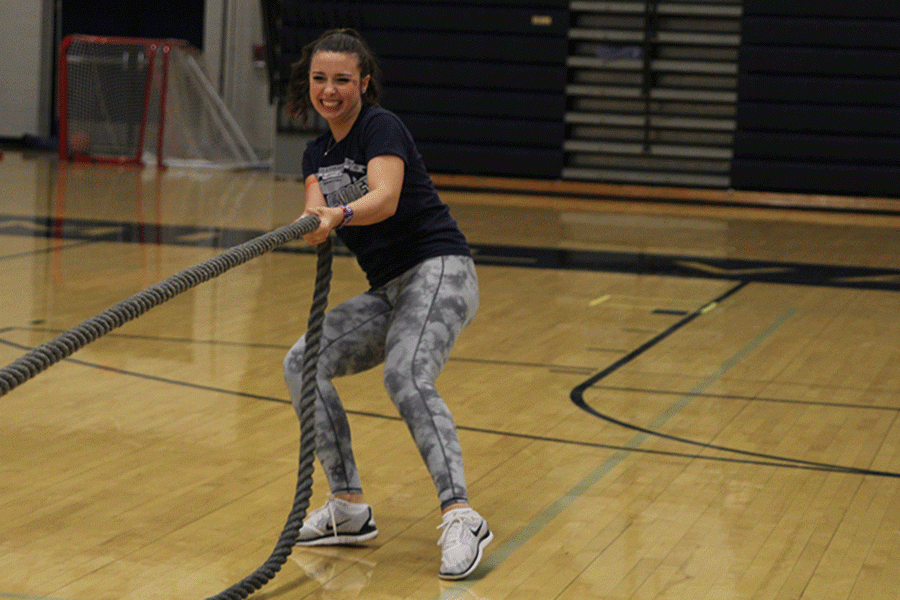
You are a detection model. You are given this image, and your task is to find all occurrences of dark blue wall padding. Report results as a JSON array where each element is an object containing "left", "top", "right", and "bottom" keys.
[
  {"left": 350, "top": 4, "right": 568, "bottom": 36},
  {"left": 735, "top": 133, "right": 900, "bottom": 165},
  {"left": 379, "top": 59, "right": 566, "bottom": 93},
  {"left": 365, "top": 31, "right": 567, "bottom": 64},
  {"left": 383, "top": 88, "right": 566, "bottom": 122},
  {"left": 742, "top": 17, "right": 900, "bottom": 49},
  {"left": 61, "top": 0, "right": 204, "bottom": 48},
  {"left": 738, "top": 75, "right": 900, "bottom": 107},
  {"left": 400, "top": 114, "right": 564, "bottom": 148},
  {"left": 277, "top": 1, "right": 569, "bottom": 178},
  {"left": 740, "top": 1, "right": 900, "bottom": 19},
  {"left": 732, "top": 1, "right": 900, "bottom": 198},
  {"left": 739, "top": 48, "right": 900, "bottom": 78},
  {"left": 737, "top": 104, "right": 900, "bottom": 137},
  {"left": 417, "top": 143, "right": 564, "bottom": 178},
  {"left": 732, "top": 161, "right": 900, "bottom": 198}
]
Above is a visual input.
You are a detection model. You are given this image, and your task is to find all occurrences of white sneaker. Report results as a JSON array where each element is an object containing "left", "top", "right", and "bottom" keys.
[
  {"left": 437, "top": 508, "right": 493, "bottom": 580},
  {"left": 296, "top": 496, "right": 378, "bottom": 546}
]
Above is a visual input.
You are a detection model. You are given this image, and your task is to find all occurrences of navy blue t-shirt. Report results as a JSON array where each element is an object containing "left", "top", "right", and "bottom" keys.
[{"left": 302, "top": 105, "right": 471, "bottom": 289}]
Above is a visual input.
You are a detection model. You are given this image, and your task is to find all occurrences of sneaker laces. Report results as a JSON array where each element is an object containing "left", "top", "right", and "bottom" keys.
[
  {"left": 310, "top": 495, "right": 340, "bottom": 537},
  {"left": 436, "top": 510, "right": 470, "bottom": 547}
]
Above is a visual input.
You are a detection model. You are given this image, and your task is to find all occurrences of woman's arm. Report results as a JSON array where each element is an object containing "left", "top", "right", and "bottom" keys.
[
  {"left": 347, "top": 154, "right": 404, "bottom": 225},
  {"left": 302, "top": 174, "right": 328, "bottom": 212},
  {"left": 298, "top": 174, "right": 331, "bottom": 245}
]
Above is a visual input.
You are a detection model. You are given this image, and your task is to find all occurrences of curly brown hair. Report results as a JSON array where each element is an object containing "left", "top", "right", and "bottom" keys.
[{"left": 285, "top": 28, "right": 382, "bottom": 126}]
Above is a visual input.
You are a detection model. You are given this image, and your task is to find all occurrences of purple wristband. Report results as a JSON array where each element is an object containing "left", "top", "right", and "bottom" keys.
[{"left": 335, "top": 204, "right": 353, "bottom": 229}]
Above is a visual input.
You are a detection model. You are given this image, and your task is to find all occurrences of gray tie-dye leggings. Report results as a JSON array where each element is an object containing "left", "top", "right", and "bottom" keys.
[{"left": 283, "top": 254, "right": 479, "bottom": 510}]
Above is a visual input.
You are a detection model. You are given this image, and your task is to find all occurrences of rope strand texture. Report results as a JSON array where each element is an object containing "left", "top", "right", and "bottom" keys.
[
  {"left": 206, "top": 237, "right": 331, "bottom": 600},
  {"left": 0, "top": 215, "right": 320, "bottom": 396},
  {"left": 0, "top": 215, "right": 331, "bottom": 600}
]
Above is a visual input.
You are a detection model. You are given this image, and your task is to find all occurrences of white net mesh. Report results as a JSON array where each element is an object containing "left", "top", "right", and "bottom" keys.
[
  {"left": 60, "top": 36, "right": 261, "bottom": 169},
  {"left": 61, "top": 37, "right": 152, "bottom": 161}
]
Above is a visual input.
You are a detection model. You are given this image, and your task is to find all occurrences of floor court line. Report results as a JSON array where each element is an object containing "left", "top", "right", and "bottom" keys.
[
  {"left": 0, "top": 594, "right": 78, "bottom": 600},
  {"left": 2, "top": 311, "right": 793, "bottom": 600},
  {"left": 436, "top": 308, "right": 795, "bottom": 600}
]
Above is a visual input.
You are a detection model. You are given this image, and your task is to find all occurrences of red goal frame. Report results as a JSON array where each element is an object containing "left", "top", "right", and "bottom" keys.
[{"left": 58, "top": 34, "right": 192, "bottom": 166}]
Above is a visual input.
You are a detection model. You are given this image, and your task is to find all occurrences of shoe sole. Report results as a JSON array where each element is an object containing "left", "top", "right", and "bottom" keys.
[
  {"left": 295, "top": 528, "right": 379, "bottom": 546},
  {"left": 438, "top": 529, "right": 493, "bottom": 580}
]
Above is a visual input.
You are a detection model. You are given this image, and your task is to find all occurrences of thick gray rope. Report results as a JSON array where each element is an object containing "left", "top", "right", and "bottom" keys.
[
  {"left": 0, "top": 215, "right": 331, "bottom": 599},
  {"left": 205, "top": 236, "right": 331, "bottom": 600},
  {"left": 0, "top": 215, "right": 320, "bottom": 396}
]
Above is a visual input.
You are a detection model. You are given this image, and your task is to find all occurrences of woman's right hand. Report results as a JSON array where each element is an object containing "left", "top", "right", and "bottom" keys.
[{"left": 299, "top": 205, "right": 344, "bottom": 245}]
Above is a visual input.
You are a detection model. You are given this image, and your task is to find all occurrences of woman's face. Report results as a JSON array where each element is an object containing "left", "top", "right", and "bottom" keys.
[{"left": 309, "top": 51, "right": 371, "bottom": 130}]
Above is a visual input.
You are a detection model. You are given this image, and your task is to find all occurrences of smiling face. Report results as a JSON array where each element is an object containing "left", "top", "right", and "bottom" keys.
[{"left": 309, "top": 51, "right": 371, "bottom": 134}]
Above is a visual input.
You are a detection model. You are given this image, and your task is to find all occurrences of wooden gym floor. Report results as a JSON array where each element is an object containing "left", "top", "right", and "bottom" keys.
[{"left": 2, "top": 148, "right": 900, "bottom": 600}]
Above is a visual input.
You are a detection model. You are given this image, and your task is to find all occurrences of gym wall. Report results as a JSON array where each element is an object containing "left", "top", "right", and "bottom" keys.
[
  {"left": 275, "top": 0, "right": 570, "bottom": 179},
  {"left": 732, "top": 1, "right": 900, "bottom": 197}
]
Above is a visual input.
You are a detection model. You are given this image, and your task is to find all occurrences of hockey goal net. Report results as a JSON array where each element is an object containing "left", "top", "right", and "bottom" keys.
[{"left": 59, "top": 35, "right": 261, "bottom": 169}]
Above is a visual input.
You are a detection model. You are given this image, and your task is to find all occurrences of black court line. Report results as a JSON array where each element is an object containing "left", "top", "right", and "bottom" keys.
[
  {"left": 469, "top": 244, "right": 900, "bottom": 291},
  {"left": 594, "top": 384, "right": 900, "bottom": 413},
  {"left": 5, "top": 322, "right": 899, "bottom": 479},
  {"left": 0, "top": 335, "right": 889, "bottom": 477},
  {"left": 569, "top": 285, "right": 900, "bottom": 479},
  {"left": 8, "top": 326, "right": 896, "bottom": 413},
  {"left": 4, "top": 326, "right": 598, "bottom": 375},
  {"left": 435, "top": 184, "right": 900, "bottom": 218},
  {"left": 572, "top": 281, "right": 750, "bottom": 399},
  {"left": 3, "top": 215, "right": 900, "bottom": 477},
  {"left": 652, "top": 308, "right": 690, "bottom": 316},
  {"left": 0, "top": 238, "right": 98, "bottom": 261},
  {"left": 573, "top": 389, "right": 900, "bottom": 479},
  {"left": 2, "top": 214, "right": 900, "bottom": 291}
]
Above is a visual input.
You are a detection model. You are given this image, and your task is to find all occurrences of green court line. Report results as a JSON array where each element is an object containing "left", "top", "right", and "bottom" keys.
[
  {"left": 3, "top": 310, "right": 794, "bottom": 600},
  {"left": 437, "top": 308, "right": 795, "bottom": 600}
]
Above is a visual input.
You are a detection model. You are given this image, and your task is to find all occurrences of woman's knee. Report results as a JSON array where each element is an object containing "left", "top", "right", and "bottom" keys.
[
  {"left": 284, "top": 336, "right": 307, "bottom": 377},
  {"left": 383, "top": 365, "right": 437, "bottom": 406}
]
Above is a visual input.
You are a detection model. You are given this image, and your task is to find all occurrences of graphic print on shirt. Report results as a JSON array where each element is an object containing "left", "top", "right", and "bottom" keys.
[{"left": 317, "top": 158, "right": 368, "bottom": 207}]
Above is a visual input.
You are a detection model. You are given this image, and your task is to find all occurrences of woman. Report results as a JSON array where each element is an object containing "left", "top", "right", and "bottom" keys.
[{"left": 282, "top": 28, "right": 491, "bottom": 580}]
